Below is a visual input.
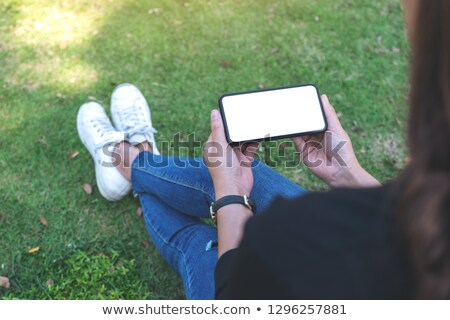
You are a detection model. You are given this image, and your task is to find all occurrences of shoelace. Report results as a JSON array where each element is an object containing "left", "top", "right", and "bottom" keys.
[
  {"left": 120, "top": 99, "right": 157, "bottom": 135},
  {"left": 91, "top": 117, "right": 122, "bottom": 150}
]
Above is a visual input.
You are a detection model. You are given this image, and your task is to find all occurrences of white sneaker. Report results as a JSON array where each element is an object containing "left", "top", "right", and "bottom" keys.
[
  {"left": 77, "top": 102, "right": 132, "bottom": 201},
  {"left": 110, "top": 83, "right": 160, "bottom": 155}
]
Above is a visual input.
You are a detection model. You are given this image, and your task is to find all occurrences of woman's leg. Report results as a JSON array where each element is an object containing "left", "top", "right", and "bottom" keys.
[
  {"left": 125, "top": 144, "right": 306, "bottom": 300},
  {"left": 139, "top": 192, "right": 217, "bottom": 299},
  {"left": 131, "top": 151, "right": 307, "bottom": 219}
]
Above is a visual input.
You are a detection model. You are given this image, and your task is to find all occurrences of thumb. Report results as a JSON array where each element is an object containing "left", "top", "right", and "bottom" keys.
[{"left": 210, "top": 109, "right": 227, "bottom": 144}]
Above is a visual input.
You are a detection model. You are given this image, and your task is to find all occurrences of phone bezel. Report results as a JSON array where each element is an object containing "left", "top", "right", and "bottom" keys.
[{"left": 218, "top": 84, "right": 328, "bottom": 144}]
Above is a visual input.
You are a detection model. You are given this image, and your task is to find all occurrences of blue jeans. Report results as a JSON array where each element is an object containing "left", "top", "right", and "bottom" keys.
[{"left": 131, "top": 151, "right": 306, "bottom": 299}]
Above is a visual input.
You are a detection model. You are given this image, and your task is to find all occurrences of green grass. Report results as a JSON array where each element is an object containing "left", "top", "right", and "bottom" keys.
[{"left": 0, "top": 0, "right": 409, "bottom": 299}]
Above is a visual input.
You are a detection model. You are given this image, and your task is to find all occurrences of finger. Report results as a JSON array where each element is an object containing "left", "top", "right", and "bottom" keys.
[
  {"left": 240, "top": 142, "right": 259, "bottom": 157},
  {"left": 299, "top": 140, "right": 323, "bottom": 166},
  {"left": 206, "top": 133, "right": 213, "bottom": 144},
  {"left": 210, "top": 109, "right": 228, "bottom": 145},
  {"left": 236, "top": 143, "right": 258, "bottom": 167},
  {"left": 321, "top": 94, "right": 344, "bottom": 131},
  {"left": 294, "top": 135, "right": 321, "bottom": 157},
  {"left": 238, "top": 142, "right": 258, "bottom": 154},
  {"left": 292, "top": 136, "right": 308, "bottom": 153},
  {"left": 203, "top": 133, "right": 217, "bottom": 164}
]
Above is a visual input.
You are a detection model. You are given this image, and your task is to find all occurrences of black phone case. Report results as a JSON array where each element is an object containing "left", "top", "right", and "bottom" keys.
[{"left": 218, "top": 84, "right": 328, "bottom": 145}]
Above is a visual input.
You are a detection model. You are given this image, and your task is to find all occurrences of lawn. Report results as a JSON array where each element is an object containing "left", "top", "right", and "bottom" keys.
[{"left": 0, "top": 0, "right": 409, "bottom": 299}]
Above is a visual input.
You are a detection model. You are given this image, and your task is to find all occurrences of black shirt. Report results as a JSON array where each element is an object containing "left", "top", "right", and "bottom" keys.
[{"left": 214, "top": 186, "right": 415, "bottom": 299}]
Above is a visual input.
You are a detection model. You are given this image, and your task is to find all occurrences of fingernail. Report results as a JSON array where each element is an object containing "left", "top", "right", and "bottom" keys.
[{"left": 211, "top": 109, "right": 219, "bottom": 120}]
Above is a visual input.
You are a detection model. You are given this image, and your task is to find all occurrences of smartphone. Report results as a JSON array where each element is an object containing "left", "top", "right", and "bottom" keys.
[{"left": 219, "top": 84, "right": 327, "bottom": 144}]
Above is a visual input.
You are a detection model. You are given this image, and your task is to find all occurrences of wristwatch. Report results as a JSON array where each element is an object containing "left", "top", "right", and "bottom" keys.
[{"left": 210, "top": 195, "right": 256, "bottom": 223}]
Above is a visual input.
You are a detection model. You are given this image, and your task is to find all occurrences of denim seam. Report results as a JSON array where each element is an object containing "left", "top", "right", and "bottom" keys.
[{"left": 132, "top": 166, "right": 214, "bottom": 201}]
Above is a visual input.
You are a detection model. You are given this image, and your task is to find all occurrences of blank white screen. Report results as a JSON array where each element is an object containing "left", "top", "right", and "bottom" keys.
[{"left": 221, "top": 85, "right": 326, "bottom": 142}]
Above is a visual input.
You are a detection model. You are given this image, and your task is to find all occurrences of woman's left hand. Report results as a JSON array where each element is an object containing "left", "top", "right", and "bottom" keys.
[{"left": 204, "top": 110, "right": 259, "bottom": 200}]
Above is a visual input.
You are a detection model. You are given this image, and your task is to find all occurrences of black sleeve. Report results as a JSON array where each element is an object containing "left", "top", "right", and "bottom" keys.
[
  {"left": 215, "top": 240, "right": 289, "bottom": 299},
  {"left": 214, "top": 197, "right": 296, "bottom": 299},
  {"left": 214, "top": 249, "right": 238, "bottom": 299},
  {"left": 214, "top": 187, "right": 413, "bottom": 299}
]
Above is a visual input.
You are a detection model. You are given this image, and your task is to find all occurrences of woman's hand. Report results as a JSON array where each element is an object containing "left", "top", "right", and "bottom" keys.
[
  {"left": 204, "top": 110, "right": 259, "bottom": 257},
  {"left": 292, "top": 95, "right": 380, "bottom": 188},
  {"left": 204, "top": 110, "right": 258, "bottom": 199}
]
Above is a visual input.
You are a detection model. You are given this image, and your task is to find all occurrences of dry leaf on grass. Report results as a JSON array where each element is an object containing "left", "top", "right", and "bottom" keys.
[
  {"left": 28, "top": 247, "right": 40, "bottom": 254},
  {"left": 0, "top": 276, "right": 10, "bottom": 289},
  {"left": 67, "top": 151, "right": 79, "bottom": 159},
  {"left": 136, "top": 207, "right": 143, "bottom": 218},
  {"left": 142, "top": 241, "right": 150, "bottom": 248},
  {"left": 83, "top": 183, "right": 93, "bottom": 195},
  {"left": 40, "top": 216, "right": 48, "bottom": 227},
  {"left": 220, "top": 60, "right": 232, "bottom": 68}
]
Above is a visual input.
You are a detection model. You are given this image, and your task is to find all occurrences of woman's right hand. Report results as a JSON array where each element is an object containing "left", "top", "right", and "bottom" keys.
[{"left": 292, "top": 95, "right": 380, "bottom": 188}]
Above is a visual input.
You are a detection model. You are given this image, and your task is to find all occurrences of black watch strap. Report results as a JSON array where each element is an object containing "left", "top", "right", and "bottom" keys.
[{"left": 210, "top": 195, "right": 256, "bottom": 223}]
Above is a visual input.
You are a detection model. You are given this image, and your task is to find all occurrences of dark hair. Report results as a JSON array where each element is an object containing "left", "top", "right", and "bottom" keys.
[{"left": 397, "top": 0, "right": 450, "bottom": 299}]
